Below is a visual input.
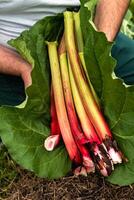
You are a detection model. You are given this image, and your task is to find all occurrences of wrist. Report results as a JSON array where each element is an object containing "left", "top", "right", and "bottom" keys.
[
  {"left": 21, "top": 63, "right": 32, "bottom": 88},
  {"left": 94, "top": 0, "right": 130, "bottom": 41}
]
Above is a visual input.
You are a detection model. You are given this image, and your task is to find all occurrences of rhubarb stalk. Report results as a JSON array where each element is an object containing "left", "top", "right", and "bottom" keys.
[
  {"left": 58, "top": 36, "right": 95, "bottom": 173},
  {"left": 73, "top": 11, "right": 99, "bottom": 107},
  {"left": 44, "top": 86, "right": 61, "bottom": 151},
  {"left": 58, "top": 35, "right": 88, "bottom": 145},
  {"left": 68, "top": 56, "right": 113, "bottom": 176},
  {"left": 46, "top": 41, "right": 81, "bottom": 164},
  {"left": 64, "top": 11, "right": 123, "bottom": 165}
]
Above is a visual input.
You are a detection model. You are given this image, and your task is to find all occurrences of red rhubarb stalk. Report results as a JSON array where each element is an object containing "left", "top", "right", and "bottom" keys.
[
  {"left": 46, "top": 41, "right": 81, "bottom": 164},
  {"left": 58, "top": 35, "right": 88, "bottom": 145},
  {"left": 58, "top": 35, "right": 95, "bottom": 172},
  {"left": 50, "top": 86, "right": 61, "bottom": 135},
  {"left": 68, "top": 56, "right": 113, "bottom": 176},
  {"left": 67, "top": 57, "right": 100, "bottom": 145},
  {"left": 44, "top": 86, "right": 61, "bottom": 151}
]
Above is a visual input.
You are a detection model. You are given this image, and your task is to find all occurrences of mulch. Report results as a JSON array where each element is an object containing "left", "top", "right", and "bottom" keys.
[{"left": 1, "top": 168, "right": 134, "bottom": 200}]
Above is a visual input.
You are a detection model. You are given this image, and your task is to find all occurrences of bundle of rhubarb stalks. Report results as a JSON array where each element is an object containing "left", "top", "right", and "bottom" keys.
[{"left": 44, "top": 11, "right": 126, "bottom": 177}]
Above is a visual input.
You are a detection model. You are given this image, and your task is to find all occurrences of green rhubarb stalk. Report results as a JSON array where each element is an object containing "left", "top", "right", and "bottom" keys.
[
  {"left": 73, "top": 12, "right": 84, "bottom": 52},
  {"left": 58, "top": 36, "right": 95, "bottom": 172},
  {"left": 68, "top": 57, "right": 100, "bottom": 145},
  {"left": 58, "top": 35, "right": 88, "bottom": 145},
  {"left": 73, "top": 11, "right": 99, "bottom": 107},
  {"left": 64, "top": 11, "right": 123, "bottom": 165},
  {"left": 46, "top": 41, "right": 81, "bottom": 164},
  {"left": 64, "top": 11, "right": 112, "bottom": 140}
]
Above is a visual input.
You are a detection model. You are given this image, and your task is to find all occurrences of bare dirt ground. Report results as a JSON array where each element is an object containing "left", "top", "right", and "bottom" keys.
[
  {"left": 1, "top": 145, "right": 134, "bottom": 200},
  {"left": 1, "top": 168, "right": 134, "bottom": 200}
]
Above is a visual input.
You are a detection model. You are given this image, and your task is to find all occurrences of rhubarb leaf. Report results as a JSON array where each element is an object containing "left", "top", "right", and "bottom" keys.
[
  {"left": 121, "top": 9, "right": 134, "bottom": 39},
  {"left": 80, "top": 0, "right": 134, "bottom": 185},
  {"left": 0, "top": 15, "right": 71, "bottom": 179}
]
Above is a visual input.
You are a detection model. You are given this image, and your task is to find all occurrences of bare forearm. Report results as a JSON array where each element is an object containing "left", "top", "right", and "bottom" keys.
[
  {"left": 94, "top": 0, "right": 130, "bottom": 41},
  {"left": 0, "top": 45, "right": 32, "bottom": 87}
]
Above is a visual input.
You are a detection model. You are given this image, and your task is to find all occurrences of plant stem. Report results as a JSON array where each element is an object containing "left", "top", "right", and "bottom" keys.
[
  {"left": 73, "top": 11, "right": 100, "bottom": 107},
  {"left": 59, "top": 34, "right": 112, "bottom": 176},
  {"left": 68, "top": 56, "right": 113, "bottom": 176},
  {"left": 50, "top": 85, "right": 61, "bottom": 136},
  {"left": 58, "top": 36, "right": 88, "bottom": 145},
  {"left": 68, "top": 57, "right": 100, "bottom": 145},
  {"left": 46, "top": 41, "right": 81, "bottom": 164},
  {"left": 44, "top": 85, "right": 60, "bottom": 151},
  {"left": 58, "top": 36, "right": 95, "bottom": 172}
]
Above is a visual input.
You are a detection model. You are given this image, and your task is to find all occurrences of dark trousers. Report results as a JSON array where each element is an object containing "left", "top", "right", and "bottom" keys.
[{"left": 112, "top": 32, "right": 134, "bottom": 85}]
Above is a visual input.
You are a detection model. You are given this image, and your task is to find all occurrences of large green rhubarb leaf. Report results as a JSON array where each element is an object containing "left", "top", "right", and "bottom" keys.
[
  {"left": 0, "top": 15, "right": 71, "bottom": 179},
  {"left": 80, "top": 0, "right": 134, "bottom": 185}
]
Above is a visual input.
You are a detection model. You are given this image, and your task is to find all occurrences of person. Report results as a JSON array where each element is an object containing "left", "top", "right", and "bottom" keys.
[{"left": 0, "top": 0, "right": 131, "bottom": 89}]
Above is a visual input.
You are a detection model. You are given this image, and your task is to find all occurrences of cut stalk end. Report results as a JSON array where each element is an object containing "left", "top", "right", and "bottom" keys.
[
  {"left": 74, "top": 166, "right": 87, "bottom": 177},
  {"left": 83, "top": 156, "right": 95, "bottom": 173},
  {"left": 91, "top": 143, "right": 114, "bottom": 176},
  {"left": 45, "top": 41, "right": 58, "bottom": 46},
  {"left": 108, "top": 148, "right": 122, "bottom": 164},
  {"left": 103, "top": 136, "right": 124, "bottom": 164},
  {"left": 44, "top": 135, "right": 60, "bottom": 151},
  {"left": 100, "top": 168, "right": 109, "bottom": 177}
]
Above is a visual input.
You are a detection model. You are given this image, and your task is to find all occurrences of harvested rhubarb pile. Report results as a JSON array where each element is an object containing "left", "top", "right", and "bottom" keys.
[{"left": 0, "top": 0, "right": 134, "bottom": 186}]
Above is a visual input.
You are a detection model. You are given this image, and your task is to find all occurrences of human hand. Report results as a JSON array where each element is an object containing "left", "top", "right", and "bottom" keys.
[{"left": 0, "top": 45, "right": 32, "bottom": 88}]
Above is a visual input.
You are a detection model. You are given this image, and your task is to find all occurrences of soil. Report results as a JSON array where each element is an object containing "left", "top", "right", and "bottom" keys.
[
  {"left": 1, "top": 168, "right": 134, "bottom": 200},
  {"left": 1, "top": 144, "right": 134, "bottom": 200}
]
